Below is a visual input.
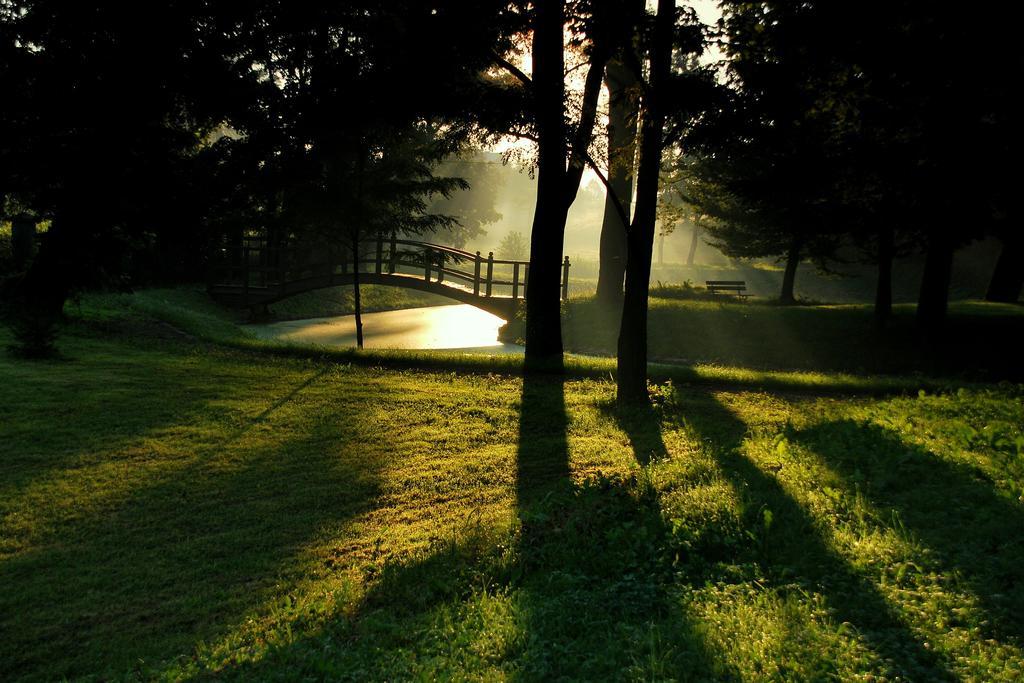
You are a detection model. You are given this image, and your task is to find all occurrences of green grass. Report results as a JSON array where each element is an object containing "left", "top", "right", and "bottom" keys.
[
  {"left": 94, "top": 285, "right": 1024, "bottom": 386},
  {"left": 263, "top": 284, "right": 452, "bottom": 320},
  {"left": 567, "top": 249, "right": 1003, "bottom": 303},
  {"left": 71, "top": 288, "right": 979, "bottom": 396},
  {"left": 563, "top": 296, "right": 1024, "bottom": 381},
  {"left": 74, "top": 284, "right": 451, "bottom": 330},
  {"left": 72, "top": 288, "right": 256, "bottom": 343},
  {"left": 2, "top": 305, "right": 1024, "bottom": 680}
]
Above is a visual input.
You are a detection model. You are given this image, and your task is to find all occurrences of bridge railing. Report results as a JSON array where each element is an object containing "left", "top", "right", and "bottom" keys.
[{"left": 208, "top": 234, "right": 570, "bottom": 304}]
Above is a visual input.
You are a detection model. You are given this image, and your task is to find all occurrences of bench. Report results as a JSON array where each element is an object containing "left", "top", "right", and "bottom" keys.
[{"left": 706, "top": 280, "right": 749, "bottom": 298}]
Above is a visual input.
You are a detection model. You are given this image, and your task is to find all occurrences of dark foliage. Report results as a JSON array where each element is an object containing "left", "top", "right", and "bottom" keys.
[{"left": 685, "top": 2, "right": 1024, "bottom": 318}]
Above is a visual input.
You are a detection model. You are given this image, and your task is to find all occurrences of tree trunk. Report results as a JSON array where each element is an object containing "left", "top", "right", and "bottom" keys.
[
  {"left": 352, "top": 237, "right": 364, "bottom": 349},
  {"left": 657, "top": 230, "right": 664, "bottom": 266},
  {"left": 524, "top": 0, "right": 568, "bottom": 368},
  {"left": 616, "top": 0, "right": 673, "bottom": 404},
  {"left": 18, "top": 204, "right": 87, "bottom": 317},
  {"left": 8, "top": 203, "right": 91, "bottom": 356},
  {"left": 875, "top": 224, "right": 894, "bottom": 323},
  {"left": 686, "top": 223, "right": 702, "bottom": 266},
  {"left": 524, "top": 0, "right": 610, "bottom": 367},
  {"left": 595, "top": 59, "right": 637, "bottom": 305},
  {"left": 985, "top": 233, "right": 1023, "bottom": 303},
  {"left": 917, "top": 230, "right": 954, "bottom": 329},
  {"left": 10, "top": 216, "right": 36, "bottom": 271},
  {"left": 779, "top": 236, "right": 802, "bottom": 305}
]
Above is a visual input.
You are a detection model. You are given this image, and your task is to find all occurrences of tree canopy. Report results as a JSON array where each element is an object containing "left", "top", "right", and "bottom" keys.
[{"left": 2, "top": 0, "right": 1020, "bottom": 370}]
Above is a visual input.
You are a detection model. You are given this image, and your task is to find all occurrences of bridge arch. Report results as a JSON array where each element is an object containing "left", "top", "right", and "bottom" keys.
[{"left": 207, "top": 236, "right": 570, "bottom": 320}]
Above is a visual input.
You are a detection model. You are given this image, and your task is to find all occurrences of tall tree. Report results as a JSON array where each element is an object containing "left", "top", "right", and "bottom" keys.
[
  {"left": 703, "top": 1, "right": 1023, "bottom": 324},
  {"left": 224, "top": 2, "right": 509, "bottom": 343},
  {"left": 523, "top": 0, "right": 573, "bottom": 364},
  {"left": 684, "top": 2, "right": 851, "bottom": 305},
  {"left": 1, "top": 0, "right": 517, "bottom": 336},
  {"left": 497, "top": 230, "right": 529, "bottom": 260},
  {"left": 1, "top": 2, "right": 238, "bottom": 317},
  {"left": 515, "top": 0, "right": 627, "bottom": 367},
  {"left": 594, "top": 57, "right": 639, "bottom": 304},
  {"left": 616, "top": 0, "right": 693, "bottom": 402},
  {"left": 985, "top": 226, "right": 1023, "bottom": 303},
  {"left": 305, "top": 134, "right": 466, "bottom": 349},
  {"left": 427, "top": 152, "right": 505, "bottom": 249}
]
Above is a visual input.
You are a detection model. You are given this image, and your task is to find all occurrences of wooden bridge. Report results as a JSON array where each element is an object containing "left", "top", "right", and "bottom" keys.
[{"left": 207, "top": 235, "right": 570, "bottom": 319}]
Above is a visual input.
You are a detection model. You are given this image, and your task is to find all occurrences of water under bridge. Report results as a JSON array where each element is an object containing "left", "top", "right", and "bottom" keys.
[{"left": 207, "top": 236, "right": 571, "bottom": 319}]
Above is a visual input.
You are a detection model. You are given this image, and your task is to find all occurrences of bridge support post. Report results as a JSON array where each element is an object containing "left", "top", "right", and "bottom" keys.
[
  {"left": 424, "top": 247, "right": 432, "bottom": 282},
  {"left": 561, "top": 256, "right": 571, "bottom": 300},
  {"left": 389, "top": 233, "right": 397, "bottom": 273},
  {"left": 473, "top": 252, "right": 481, "bottom": 296},
  {"left": 486, "top": 252, "right": 494, "bottom": 297},
  {"left": 375, "top": 234, "right": 383, "bottom": 274},
  {"left": 512, "top": 262, "right": 520, "bottom": 302}
]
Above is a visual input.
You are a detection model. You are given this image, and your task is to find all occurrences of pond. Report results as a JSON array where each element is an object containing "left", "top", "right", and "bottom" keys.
[{"left": 247, "top": 304, "right": 523, "bottom": 353}]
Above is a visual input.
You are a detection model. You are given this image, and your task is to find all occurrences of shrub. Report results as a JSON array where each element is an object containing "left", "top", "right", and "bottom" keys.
[{"left": 7, "top": 305, "right": 60, "bottom": 358}]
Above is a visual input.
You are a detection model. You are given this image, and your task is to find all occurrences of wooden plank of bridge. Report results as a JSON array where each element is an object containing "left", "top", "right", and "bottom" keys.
[{"left": 512, "top": 262, "right": 520, "bottom": 302}]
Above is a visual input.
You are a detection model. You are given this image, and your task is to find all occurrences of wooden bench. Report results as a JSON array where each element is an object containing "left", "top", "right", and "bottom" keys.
[{"left": 706, "top": 280, "right": 749, "bottom": 298}]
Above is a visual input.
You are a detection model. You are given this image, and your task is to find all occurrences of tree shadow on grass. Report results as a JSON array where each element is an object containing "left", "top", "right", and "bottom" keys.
[
  {"left": 0, "top": 369, "right": 381, "bottom": 681},
  {"left": 0, "top": 348, "right": 233, "bottom": 501},
  {"left": 514, "top": 371, "right": 572, "bottom": 507},
  {"left": 567, "top": 298, "right": 1024, "bottom": 381},
  {"left": 605, "top": 397, "right": 671, "bottom": 467},
  {"left": 213, "top": 373, "right": 721, "bottom": 680},
  {"left": 794, "top": 420, "right": 1024, "bottom": 648},
  {"left": 679, "top": 391, "right": 958, "bottom": 680},
  {"left": 510, "top": 374, "right": 716, "bottom": 679}
]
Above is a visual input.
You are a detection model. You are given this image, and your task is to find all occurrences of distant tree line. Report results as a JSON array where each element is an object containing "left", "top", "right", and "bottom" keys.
[
  {"left": 2, "top": 1, "right": 1020, "bottom": 400},
  {"left": 0, "top": 1, "right": 518, "bottom": 351},
  {"left": 671, "top": 2, "right": 1023, "bottom": 326}
]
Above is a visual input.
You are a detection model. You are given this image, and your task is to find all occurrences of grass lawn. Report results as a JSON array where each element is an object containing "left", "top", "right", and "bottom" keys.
[
  {"left": 84, "top": 284, "right": 451, "bottom": 325},
  {"left": 2, "top": 298, "right": 1023, "bottom": 680},
  {"left": 262, "top": 285, "right": 452, "bottom": 320},
  {"left": 562, "top": 297, "right": 1024, "bottom": 381}
]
